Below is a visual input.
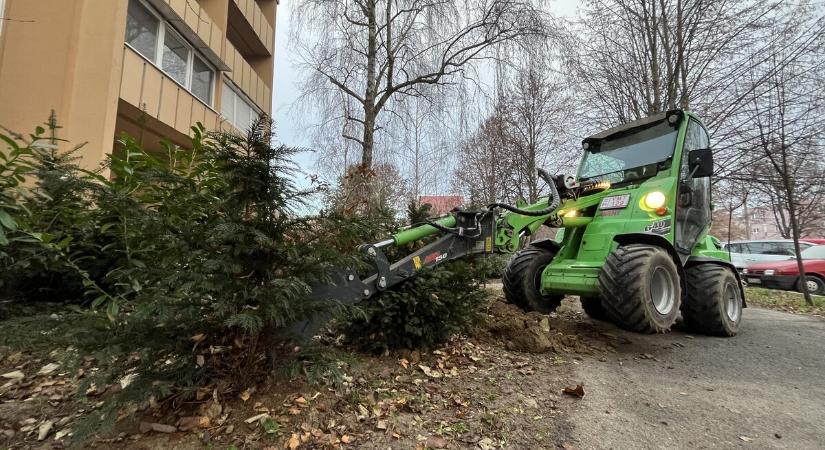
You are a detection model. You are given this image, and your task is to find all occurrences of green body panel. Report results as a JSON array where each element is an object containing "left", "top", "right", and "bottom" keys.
[{"left": 691, "top": 234, "right": 731, "bottom": 261}]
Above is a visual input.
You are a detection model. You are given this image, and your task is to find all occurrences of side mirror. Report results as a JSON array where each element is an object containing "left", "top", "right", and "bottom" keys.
[{"left": 688, "top": 148, "right": 713, "bottom": 178}]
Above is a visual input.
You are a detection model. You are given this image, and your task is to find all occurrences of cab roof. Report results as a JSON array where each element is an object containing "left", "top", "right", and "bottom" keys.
[{"left": 582, "top": 109, "right": 684, "bottom": 147}]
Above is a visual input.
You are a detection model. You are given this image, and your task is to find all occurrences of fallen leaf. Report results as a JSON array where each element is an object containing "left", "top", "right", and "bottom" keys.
[
  {"left": 562, "top": 384, "right": 585, "bottom": 398},
  {"left": 240, "top": 389, "right": 252, "bottom": 402},
  {"left": 54, "top": 429, "right": 70, "bottom": 440},
  {"left": 1, "top": 370, "right": 24, "bottom": 380},
  {"left": 37, "top": 420, "right": 53, "bottom": 440},
  {"left": 37, "top": 363, "right": 60, "bottom": 376},
  {"left": 739, "top": 436, "right": 753, "bottom": 442},
  {"left": 286, "top": 433, "right": 300, "bottom": 449},
  {"left": 196, "top": 355, "right": 205, "bottom": 367},
  {"left": 478, "top": 437, "right": 496, "bottom": 450},
  {"left": 419, "top": 365, "right": 442, "bottom": 378},
  {"left": 192, "top": 333, "right": 206, "bottom": 342},
  {"left": 341, "top": 435, "right": 352, "bottom": 444},
  {"left": 295, "top": 396, "right": 307, "bottom": 405},
  {"left": 376, "top": 420, "right": 388, "bottom": 430},
  {"left": 399, "top": 358, "right": 410, "bottom": 369},
  {"left": 245, "top": 413, "right": 270, "bottom": 424}
]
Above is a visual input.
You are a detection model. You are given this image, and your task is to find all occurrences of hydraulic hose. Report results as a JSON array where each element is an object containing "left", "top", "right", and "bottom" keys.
[{"left": 487, "top": 169, "right": 561, "bottom": 217}]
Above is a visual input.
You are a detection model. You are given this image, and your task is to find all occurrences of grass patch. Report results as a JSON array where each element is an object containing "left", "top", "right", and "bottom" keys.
[{"left": 745, "top": 287, "right": 825, "bottom": 315}]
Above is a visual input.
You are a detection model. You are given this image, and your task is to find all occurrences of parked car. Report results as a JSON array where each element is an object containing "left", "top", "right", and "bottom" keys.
[
  {"left": 722, "top": 240, "right": 816, "bottom": 272},
  {"left": 743, "top": 245, "right": 825, "bottom": 295},
  {"left": 800, "top": 238, "right": 825, "bottom": 245}
]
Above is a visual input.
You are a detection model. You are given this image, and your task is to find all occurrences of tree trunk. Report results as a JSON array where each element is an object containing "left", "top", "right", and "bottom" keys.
[
  {"left": 361, "top": 110, "right": 376, "bottom": 167},
  {"left": 360, "top": 0, "right": 378, "bottom": 168},
  {"left": 785, "top": 179, "right": 813, "bottom": 306}
]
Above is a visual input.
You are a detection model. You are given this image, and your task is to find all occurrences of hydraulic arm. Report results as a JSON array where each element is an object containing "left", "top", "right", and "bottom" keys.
[{"left": 308, "top": 170, "right": 564, "bottom": 306}]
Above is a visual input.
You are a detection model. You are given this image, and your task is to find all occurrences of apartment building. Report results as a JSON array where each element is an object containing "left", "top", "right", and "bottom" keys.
[{"left": 0, "top": 0, "right": 276, "bottom": 170}]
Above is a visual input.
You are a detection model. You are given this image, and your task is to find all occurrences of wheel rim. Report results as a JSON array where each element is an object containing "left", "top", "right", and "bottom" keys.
[
  {"left": 806, "top": 279, "right": 819, "bottom": 293},
  {"left": 724, "top": 282, "right": 741, "bottom": 322},
  {"left": 650, "top": 266, "right": 676, "bottom": 315}
]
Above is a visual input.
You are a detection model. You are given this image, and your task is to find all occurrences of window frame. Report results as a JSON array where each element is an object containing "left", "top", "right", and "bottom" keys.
[
  {"left": 0, "top": 0, "right": 7, "bottom": 37},
  {"left": 125, "top": 0, "right": 215, "bottom": 107},
  {"left": 221, "top": 80, "right": 262, "bottom": 131}
]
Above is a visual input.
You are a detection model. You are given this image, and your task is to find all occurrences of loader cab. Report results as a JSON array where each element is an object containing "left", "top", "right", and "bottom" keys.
[
  {"left": 576, "top": 110, "right": 714, "bottom": 254},
  {"left": 578, "top": 119, "right": 679, "bottom": 187}
]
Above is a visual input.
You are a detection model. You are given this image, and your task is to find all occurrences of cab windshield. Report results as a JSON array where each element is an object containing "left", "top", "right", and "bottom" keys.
[{"left": 579, "top": 121, "right": 678, "bottom": 184}]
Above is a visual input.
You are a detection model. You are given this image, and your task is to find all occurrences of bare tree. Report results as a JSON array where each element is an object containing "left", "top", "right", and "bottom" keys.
[
  {"left": 453, "top": 106, "right": 514, "bottom": 205},
  {"left": 739, "top": 28, "right": 825, "bottom": 305},
  {"left": 291, "top": 0, "right": 545, "bottom": 170},
  {"left": 396, "top": 94, "right": 450, "bottom": 202},
  {"left": 562, "top": 0, "right": 825, "bottom": 187},
  {"left": 501, "top": 60, "right": 576, "bottom": 202}
]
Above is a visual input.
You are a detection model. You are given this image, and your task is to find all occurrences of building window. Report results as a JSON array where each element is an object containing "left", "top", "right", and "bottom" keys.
[
  {"left": 124, "top": 0, "right": 214, "bottom": 106},
  {"left": 221, "top": 81, "right": 260, "bottom": 131},
  {"left": 0, "top": 0, "right": 7, "bottom": 37}
]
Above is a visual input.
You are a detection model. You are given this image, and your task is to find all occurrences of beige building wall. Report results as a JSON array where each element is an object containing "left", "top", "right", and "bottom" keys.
[{"left": 0, "top": 0, "right": 276, "bottom": 171}]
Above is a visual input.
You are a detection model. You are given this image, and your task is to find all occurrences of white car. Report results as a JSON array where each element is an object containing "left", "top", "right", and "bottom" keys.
[{"left": 722, "top": 240, "right": 815, "bottom": 272}]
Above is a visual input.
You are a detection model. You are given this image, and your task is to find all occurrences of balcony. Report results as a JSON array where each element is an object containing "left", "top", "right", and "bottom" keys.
[
  {"left": 228, "top": 0, "right": 274, "bottom": 57},
  {"left": 222, "top": 39, "right": 271, "bottom": 114},
  {"left": 119, "top": 46, "right": 232, "bottom": 143},
  {"left": 149, "top": 0, "right": 230, "bottom": 72}
]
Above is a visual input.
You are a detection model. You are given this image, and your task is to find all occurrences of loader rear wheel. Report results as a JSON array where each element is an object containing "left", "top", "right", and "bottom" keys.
[
  {"left": 580, "top": 296, "right": 608, "bottom": 321},
  {"left": 503, "top": 246, "right": 562, "bottom": 313},
  {"left": 682, "top": 264, "right": 742, "bottom": 337},
  {"left": 599, "top": 244, "right": 681, "bottom": 333}
]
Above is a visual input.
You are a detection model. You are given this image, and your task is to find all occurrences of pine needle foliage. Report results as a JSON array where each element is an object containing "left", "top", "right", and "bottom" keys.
[
  {"left": 0, "top": 117, "right": 361, "bottom": 443},
  {"left": 338, "top": 258, "right": 491, "bottom": 353}
]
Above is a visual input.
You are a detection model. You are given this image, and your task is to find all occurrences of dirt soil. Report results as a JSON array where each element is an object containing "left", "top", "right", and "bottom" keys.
[{"left": 0, "top": 296, "right": 620, "bottom": 450}]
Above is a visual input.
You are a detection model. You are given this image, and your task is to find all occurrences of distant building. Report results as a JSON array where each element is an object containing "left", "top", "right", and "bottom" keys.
[
  {"left": 0, "top": 0, "right": 276, "bottom": 171},
  {"left": 419, "top": 195, "right": 464, "bottom": 215},
  {"left": 714, "top": 204, "right": 825, "bottom": 241},
  {"left": 743, "top": 206, "right": 782, "bottom": 240}
]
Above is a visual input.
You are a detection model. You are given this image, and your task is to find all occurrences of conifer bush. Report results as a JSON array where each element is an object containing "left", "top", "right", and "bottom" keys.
[
  {"left": 0, "top": 118, "right": 359, "bottom": 439},
  {"left": 338, "top": 258, "right": 491, "bottom": 352}
]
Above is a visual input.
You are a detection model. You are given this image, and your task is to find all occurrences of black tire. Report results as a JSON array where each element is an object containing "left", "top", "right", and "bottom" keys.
[
  {"left": 599, "top": 244, "right": 681, "bottom": 333},
  {"left": 682, "top": 264, "right": 743, "bottom": 337},
  {"left": 503, "top": 246, "right": 562, "bottom": 313},
  {"left": 580, "top": 296, "right": 608, "bottom": 321},
  {"left": 797, "top": 275, "right": 825, "bottom": 296}
]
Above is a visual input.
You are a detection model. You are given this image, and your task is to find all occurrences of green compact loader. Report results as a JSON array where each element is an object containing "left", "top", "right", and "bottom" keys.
[{"left": 309, "top": 109, "right": 745, "bottom": 337}]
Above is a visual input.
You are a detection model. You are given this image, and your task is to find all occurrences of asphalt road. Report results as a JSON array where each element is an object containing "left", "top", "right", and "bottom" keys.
[{"left": 566, "top": 307, "right": 825, "bottom": 449}]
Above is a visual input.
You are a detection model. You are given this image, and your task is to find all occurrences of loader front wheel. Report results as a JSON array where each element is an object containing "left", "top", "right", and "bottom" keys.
[
  {"left": 503, "top": 246, "right": 562, "bottom": 313},
  {"left": 599, "top": 244, "right": 681, "bottom": 333},
  {"left": 681, "top": 264, "right": 743, "bottom": 336}
]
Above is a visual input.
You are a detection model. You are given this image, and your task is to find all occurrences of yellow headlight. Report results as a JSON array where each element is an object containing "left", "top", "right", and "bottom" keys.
[
  {"left": 643, "top": 191, "right": 666, "bottom": 209},
  {"left": 563, "top": 210, "right": 579, "bottom": 218}
]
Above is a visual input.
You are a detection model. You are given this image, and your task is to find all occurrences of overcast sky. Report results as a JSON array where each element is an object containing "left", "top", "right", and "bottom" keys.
[{"left": 271, "top": 1, "right": 581, "bottom": 187}]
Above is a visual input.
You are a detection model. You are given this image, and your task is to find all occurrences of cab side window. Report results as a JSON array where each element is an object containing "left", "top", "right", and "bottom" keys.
[{"left": 674, "top": 119, "right": 712, "bottom": 252}]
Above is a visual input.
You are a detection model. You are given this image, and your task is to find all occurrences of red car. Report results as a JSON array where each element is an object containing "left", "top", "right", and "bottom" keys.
[
  {"left": 744, "top": 245, "right": 825, "bottom": 295},
  {"left": 801, "top": 238, "right": 825, "bottom": 245}
]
